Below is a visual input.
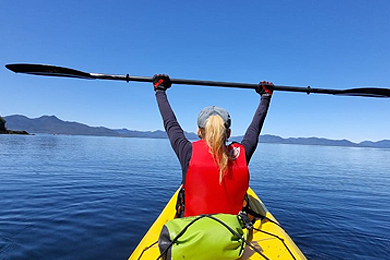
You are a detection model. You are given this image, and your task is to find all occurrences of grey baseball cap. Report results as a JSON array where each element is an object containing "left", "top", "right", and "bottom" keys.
[{"left": 197, "top": 106, "right": 231, "bottom": 128}]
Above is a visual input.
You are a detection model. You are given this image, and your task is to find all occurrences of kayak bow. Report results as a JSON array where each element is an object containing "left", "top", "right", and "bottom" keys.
[{"left": 128, "top": 187, "right": 307, "bottom": 260}]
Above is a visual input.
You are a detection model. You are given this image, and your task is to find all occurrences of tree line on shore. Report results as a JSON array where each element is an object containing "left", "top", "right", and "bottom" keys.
[{"left": 0, "top": 115, "right": 28, "bottom": 135}]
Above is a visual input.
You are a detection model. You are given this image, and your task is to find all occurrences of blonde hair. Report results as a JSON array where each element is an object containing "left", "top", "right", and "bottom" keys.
[{"left": 199, "top": 115, "right": 230, "bottom": 183}]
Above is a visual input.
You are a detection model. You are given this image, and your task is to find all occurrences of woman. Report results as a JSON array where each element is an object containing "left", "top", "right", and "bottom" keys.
[{"left": 153, "top": 74, "right": 273, "bottom": 217}]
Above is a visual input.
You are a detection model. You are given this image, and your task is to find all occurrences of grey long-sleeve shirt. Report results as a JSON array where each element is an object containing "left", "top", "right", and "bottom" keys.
[{"left": 155, "top": 90, "right": 271, "bottom": 184}]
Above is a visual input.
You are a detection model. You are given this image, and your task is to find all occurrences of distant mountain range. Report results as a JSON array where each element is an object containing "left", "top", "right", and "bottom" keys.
[
  {"left": 4, "top": 115, "right": 390, "bottom": 148},
  {"left": 3, "top": 115, "right": 198, "bottom": 139}
]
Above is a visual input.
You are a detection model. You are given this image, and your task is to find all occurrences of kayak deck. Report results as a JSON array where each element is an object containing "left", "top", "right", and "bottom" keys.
[{"left": 129, "top": 187, "right": 307, "bottom": 260}]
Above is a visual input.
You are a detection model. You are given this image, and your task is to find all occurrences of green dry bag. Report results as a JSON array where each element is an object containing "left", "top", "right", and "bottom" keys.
[{"left": 158, "top": 214, "right": 247, "bottom": 260}]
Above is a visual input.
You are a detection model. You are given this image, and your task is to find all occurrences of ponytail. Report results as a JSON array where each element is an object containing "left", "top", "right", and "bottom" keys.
[{"left": 202, "top": 115, "right": 230, "bottom": 183}]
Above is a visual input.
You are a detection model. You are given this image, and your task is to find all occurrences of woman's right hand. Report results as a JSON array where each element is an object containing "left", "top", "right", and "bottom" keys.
[{"left": 256, "top": 81, "right": 273, "bottom": 96}]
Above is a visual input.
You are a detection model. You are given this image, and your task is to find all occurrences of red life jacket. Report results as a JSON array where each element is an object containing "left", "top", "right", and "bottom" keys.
[{"left": 183, "top": 140, "right": 249, "bottom": 217}]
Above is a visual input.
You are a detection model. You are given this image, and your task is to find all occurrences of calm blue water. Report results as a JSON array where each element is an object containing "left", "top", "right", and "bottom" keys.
[{"left": 0, "top": 134, "right": 389, "bottom": 260}]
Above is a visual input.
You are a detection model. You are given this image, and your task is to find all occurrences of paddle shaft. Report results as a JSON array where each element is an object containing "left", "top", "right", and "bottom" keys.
[{"left": 91, "top": 73, "right": 334, "bottom": 95}]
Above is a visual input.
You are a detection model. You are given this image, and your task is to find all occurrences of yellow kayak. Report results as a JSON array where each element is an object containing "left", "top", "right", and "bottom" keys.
[{"left": 129, "top": 187, "right": 307, "bottom": 260}]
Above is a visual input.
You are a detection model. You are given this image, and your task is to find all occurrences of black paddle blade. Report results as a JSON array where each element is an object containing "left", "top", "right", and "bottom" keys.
[
  {"left": 5, "top": 64, "right": 94, "bottom": 80},
  {"left": 335, "top": 87, "right": 390, "bottom": 98}
]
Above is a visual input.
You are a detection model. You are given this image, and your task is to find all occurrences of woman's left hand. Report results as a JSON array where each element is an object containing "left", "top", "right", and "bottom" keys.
[{"left": 153, "top": 74, "right": 172, "bottom": 91}]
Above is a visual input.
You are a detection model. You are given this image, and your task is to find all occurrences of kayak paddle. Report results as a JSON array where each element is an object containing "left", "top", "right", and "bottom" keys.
[{"left": 5, "top": 63, "right": 390, "bottom": 98}]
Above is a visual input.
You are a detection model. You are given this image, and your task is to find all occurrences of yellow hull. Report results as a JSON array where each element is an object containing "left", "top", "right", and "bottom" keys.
[{"left": 129, "top": 187, "right": 307, "bottom": 260}]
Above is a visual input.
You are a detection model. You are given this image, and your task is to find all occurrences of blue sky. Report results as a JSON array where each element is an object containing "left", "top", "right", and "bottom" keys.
[{"left": 1, "top": 0, "right": 389, "bottom": 143}]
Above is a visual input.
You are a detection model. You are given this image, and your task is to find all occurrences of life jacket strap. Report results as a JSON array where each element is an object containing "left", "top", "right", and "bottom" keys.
[{"left": 175, "top": 186, "right": 185, "bottom": 218}]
